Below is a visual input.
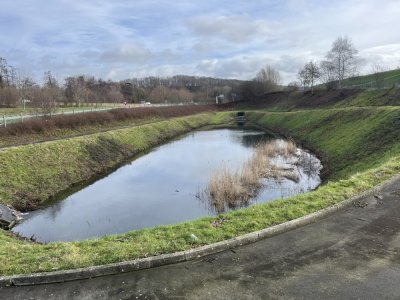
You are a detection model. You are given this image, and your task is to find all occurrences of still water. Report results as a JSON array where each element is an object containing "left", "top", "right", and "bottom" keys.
[{"left": 13, "top": 129, "right": 321, "bottom": 242}]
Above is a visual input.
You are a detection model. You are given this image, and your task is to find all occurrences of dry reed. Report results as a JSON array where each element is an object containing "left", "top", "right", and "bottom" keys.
[{"left": 207, "top": 139, "right": 301, "bottom": 212}]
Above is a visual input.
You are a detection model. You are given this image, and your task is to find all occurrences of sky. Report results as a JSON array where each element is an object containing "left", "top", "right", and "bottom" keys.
[{"left": 1, "top": 0, "right": 399, "bottom": 84}]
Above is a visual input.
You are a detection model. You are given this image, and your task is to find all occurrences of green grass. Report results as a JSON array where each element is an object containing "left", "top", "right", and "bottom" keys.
[
  {"left": 247, "top": 107, "right": 400, "bottom": 179},
  {"left": 0, "top": 112, "right": 231, "bottom": 211},
  {"left": 1, "top": 107, "right": 400, "bottom": 275},
  {"left": 334, "top": 88, "right": 400, "bottom": 107},
  {"left": 340, "top": 69, "right": 400, "bottom": 88},
  {"left": 0, "top": 116, "right": 174, "bottom": 148}
]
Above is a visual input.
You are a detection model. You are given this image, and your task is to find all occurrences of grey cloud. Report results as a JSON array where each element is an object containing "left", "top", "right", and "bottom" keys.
[
  {"left": 99, "top": 44, "right": 152, "bottom": 64},
  {"left": 196, "top": 53, "right": 311, "bottom": 82},
  {"left": 360, "top": 44, "right": 400, "bottom": 71},
  {"left": 187, "top": 15, "right": 271, "bottom": 44}
]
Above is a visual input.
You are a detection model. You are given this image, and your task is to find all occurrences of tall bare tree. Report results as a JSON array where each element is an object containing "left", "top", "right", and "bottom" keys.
[
  {"left": 319, "top": 60, "right": 337, "bottom": 90},
  {"left": 254, "top": 65, "right": 281, "bottom": 94},
  {"left": 326, "top": 36, "right": 359, "bottom": 89},
  {"left": 298, "top": 61, "right": 321, "bottom": 94}
]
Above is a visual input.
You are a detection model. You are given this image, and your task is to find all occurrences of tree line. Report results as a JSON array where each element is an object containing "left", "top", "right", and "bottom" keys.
[
  {"left": 1, "top": 35, "right": 391, "bottom": 110},
  {"left": 0, "top": 60, "right": 243, "bottom": 111}
]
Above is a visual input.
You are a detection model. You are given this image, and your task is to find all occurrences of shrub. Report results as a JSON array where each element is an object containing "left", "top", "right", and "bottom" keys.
[{"left": 0, "top": 104, "right": 232, "bottom": 136}]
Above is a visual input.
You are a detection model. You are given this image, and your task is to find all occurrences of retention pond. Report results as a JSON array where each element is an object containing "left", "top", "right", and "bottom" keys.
[{"left": 13, "top": 129, "right": 322, "bottom": 242}]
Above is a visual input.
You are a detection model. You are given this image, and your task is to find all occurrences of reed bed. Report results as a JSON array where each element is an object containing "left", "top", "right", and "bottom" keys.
[{"left": 207, "top": 140, "right": 299, "bottom": 212}]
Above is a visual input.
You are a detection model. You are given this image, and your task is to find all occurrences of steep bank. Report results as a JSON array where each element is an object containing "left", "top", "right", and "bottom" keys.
[
  {"left": 246, "top": 107, "right": 400, "bottom": 180},
  {"left": 239, "top": 88, "right": 400, "bottom": 111},
  {"left": 0, "top": 112, "right": 231, "bottom": 211}
]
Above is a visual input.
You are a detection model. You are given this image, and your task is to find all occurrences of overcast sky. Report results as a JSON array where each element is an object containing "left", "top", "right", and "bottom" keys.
[{"left": 1, "top": 0, "right": 399, "bottom": 83}]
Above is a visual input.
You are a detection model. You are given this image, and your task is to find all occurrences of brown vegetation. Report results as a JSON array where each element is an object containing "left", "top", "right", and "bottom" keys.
[
  {"left": 0, "top": 104, "right": 232, "bottom": 137},
  {"left": 207, "top": 140, "right": 298, "bottom": 212}
]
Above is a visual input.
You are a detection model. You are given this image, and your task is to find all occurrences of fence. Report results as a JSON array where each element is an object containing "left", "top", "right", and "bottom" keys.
[{"left": 0, "top": 102, "right": 201, "bottom": 127}]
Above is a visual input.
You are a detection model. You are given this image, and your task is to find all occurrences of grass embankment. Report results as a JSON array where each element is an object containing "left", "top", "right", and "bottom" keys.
[
  {"left": 340, "top": 68, "right": 400, "bottom": 88},
  {"left": 247, "top": 107, "right": 400, "bottom": 180},
  {"left": 238, "top": 88, "right": 400, "bottom": 111},
  {"left": 0, "top": 112, "right": 230, "bottom": 211},
  {"left": 1, "top": 107, "right": 400, "bottom": 275}
]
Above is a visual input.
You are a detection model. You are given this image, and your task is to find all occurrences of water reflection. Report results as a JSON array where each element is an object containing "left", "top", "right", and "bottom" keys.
[{"left": 12, "top": 129, "right": 321, "bottom": 242}]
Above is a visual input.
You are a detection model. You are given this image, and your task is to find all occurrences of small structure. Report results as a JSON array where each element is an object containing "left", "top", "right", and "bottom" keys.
[
  {"left": 215, "top": 94, "right": 224, "bottom": 104},
  {"left": 237, "top": 111, "right": 246, "bottom": 121},
  {"left": 0, "top": 204, "right": 21, "bottom": 229}
]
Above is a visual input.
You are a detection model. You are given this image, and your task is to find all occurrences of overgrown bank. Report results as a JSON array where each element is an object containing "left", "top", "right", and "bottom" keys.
[
  {"left": 1, "top": 107, "right": 400, "bottom": 276},
  {"left": 0, "top": 104, "right": 232, "bottom": 148},
  {"left": 0, "top": 112, "right": 231, "bottom": 211}
]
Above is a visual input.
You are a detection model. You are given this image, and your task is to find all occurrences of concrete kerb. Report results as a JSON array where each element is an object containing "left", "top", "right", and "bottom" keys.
[{"left": 1, "top": 173, "right": 399, "bottom": 287}]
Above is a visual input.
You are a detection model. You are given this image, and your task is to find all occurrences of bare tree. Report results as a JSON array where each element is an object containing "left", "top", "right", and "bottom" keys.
[
  {"left": 31, "top": 71, "right": 60, "bottom": 114},
  {"left": 298, "top": 61, "right": 321, "bottom": 94},
  {"left": 297, "top": 68, "right": 309, "bottom": 91},
  {"left": 0, "top": 57, "right": 9, "bottom": 88},
  {"left": 149, "top": 85, "right": 170, "bottom": 103},
  {"left": 0, "top": 58, "right": 21, "bottom": 107},
  {"left": 254, "top": 65, "right": 281, "bottom": 94},
  {"left": 326, "top": 36, "right": 359, "bottom": 89},
  {"left": 319, "top": 60, "right": 337, "bottom": 90}
]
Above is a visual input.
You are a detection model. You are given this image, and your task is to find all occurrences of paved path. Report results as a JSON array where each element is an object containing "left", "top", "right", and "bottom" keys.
[
  {"left": 0, "top": 107, "right": 113, "bottom": 126},
  {"left": 2, "top": 178, "right": 400, "bottom": 299}
]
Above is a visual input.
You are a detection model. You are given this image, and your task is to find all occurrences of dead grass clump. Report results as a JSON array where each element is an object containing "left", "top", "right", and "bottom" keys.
[
  {"left": 208, "top": 166, "right": 248, "bottom": 212},
  {"left": 206, "top": 139, "right": 301, "bottom": 212}
]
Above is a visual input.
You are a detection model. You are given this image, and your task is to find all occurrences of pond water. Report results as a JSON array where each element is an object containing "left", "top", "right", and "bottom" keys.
[{"left": 12, "top": 129, "right": 322, "bottom": 242}]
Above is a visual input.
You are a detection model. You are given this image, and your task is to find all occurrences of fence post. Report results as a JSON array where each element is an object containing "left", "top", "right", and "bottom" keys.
[
  {"left": 3, "top": 115, "right": 5, "bottom": 128},
  {"left": 20, "top": 113, "right": 23, "bottom": 123}
]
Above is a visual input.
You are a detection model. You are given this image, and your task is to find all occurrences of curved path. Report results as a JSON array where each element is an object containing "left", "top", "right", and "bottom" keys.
[{"left": 2, "top": 178, "right": 400, "bottom": 299}]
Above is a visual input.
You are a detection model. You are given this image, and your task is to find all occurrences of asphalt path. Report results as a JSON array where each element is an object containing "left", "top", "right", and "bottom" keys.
[
  {"left": 2, "top": 177, "right": 400, "bottom": 299},
  {"left": 0, "top": 107, "right": 112, "bottom": 125}
]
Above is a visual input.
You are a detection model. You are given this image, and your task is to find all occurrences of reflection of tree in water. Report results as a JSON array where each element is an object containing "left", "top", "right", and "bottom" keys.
[
  {"left": 240, "top": 133, "right": 272, "bottom": 148},
  {"left": 48, "top": 202, "right": 65, "bottom": 222}
]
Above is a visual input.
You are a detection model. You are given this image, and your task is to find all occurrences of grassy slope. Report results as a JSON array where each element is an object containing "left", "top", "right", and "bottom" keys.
[
  {"left": 238, "top": 88, "right": 400, "bottom": 111},
  {"left": 247, "top": 107, "right": 400, "bottom": 179},
  {"left": 0, "top": 112, "right": 229, "bottom": 211},
  {"left": 1, "top": 106, "right": 400, "bottom": 275},
  {"left": 0, "top": 116, "right": 171, "bottom": 148},
  {"left": 341, "top": 69, "right": 400, "bottom": 88},
  {"left": 334, "top": 88, "right": 400, "bottom": 107}
]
